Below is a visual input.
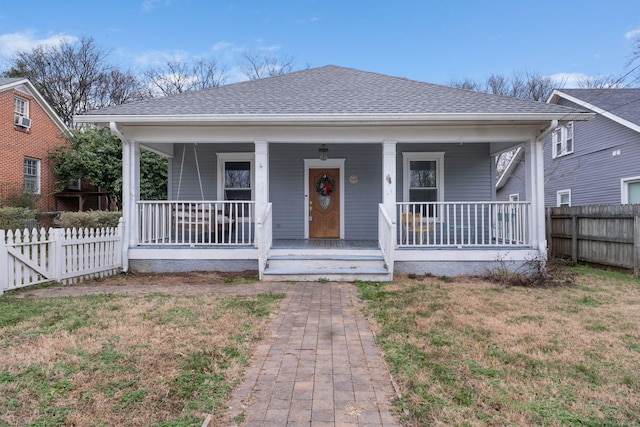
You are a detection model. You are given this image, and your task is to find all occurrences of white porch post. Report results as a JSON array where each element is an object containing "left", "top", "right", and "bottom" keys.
[
  {"left": 382, "top": 140, "right": 397, "bottom": 223},
  {"left": 119, "top": 136, "right": 140, "bottom": 272},
  {"left": 254, "top": 141, "right": 269, "bottom": 221},
  {"left": 524, "top": 138, "right": 547, "bottom": 255}
]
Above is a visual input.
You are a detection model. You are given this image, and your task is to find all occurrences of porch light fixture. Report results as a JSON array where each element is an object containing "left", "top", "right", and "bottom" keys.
[{"left": 319, "top": 144, "right": 328, "bottom": 161}]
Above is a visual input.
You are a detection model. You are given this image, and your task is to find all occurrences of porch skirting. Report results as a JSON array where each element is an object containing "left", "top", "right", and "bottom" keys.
[{"left": 127, "top": 247, "right": 259, "bottom": 273}]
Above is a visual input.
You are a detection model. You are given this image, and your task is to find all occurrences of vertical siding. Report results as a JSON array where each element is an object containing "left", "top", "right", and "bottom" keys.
[{"left": 544, "top": 98, "right": 640, "bottom": 206}]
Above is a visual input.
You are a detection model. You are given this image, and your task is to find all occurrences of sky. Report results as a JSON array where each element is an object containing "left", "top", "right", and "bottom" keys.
[{"left": 1, "top": 0, "right": 640, "bottom": 87}]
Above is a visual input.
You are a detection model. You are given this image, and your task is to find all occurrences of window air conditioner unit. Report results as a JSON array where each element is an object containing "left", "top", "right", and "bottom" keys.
[{"left": 18, "top": 116, "right": 31, "bottom": 129}]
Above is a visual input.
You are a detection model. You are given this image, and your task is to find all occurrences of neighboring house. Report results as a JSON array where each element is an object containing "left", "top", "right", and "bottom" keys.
[
  {"left": 75, "top": 65, "right": 592, "bottom": 280},
  {"left": 0, "top": 78, "right": 68, "bottom": 212},
  {"left": 498, "top": 88, "right": 640, "bottom": 206}
]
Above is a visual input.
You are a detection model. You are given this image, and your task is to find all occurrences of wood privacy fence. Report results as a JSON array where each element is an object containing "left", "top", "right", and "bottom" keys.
[
  {"left": 546, "top": 205, "right": 640, "bottom": 277},
  {"left": 0, "top": 222, "right": 123, "bottom": 295}
]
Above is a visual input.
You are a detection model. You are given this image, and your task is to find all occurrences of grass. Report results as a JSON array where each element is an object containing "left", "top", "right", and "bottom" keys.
[
  {"left": 0, "top": 289, "right": 283, "bottom": 426},
  {"left": 355, "top": 265, "right": 640, "bottom": 426}
]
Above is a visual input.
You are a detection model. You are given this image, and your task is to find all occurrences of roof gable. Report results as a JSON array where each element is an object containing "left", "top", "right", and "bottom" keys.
[
  {"left": 80, "top": 65, "right": 587, "bottom": 120},
  {"left": 0, "top": 77, "right": 68, "bottom": 132},
  {"left": 548, "top": 88, "right": 640, "bottom": 133}
]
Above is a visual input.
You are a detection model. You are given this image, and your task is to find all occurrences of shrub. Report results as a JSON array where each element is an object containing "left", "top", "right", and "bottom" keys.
[
  {"left": 3, "top": 191, "right": 41, "bottom": 210},
  {"left": 53, "top": 211, "right": 122, "bottom": 229},
  {"left": 0, "top": 207, "right": 37, "bottom": 231}
]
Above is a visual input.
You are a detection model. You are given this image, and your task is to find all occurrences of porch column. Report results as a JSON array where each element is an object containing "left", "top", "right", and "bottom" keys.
[
  {"left": 120, "top": 137, "right": 140, "bottom": 271},
  {"left": 254, "top": 141, "right": 269, "bottom": 221},
  {"left": 382, "top": 140, "right": 397, "bottom": 222},
  {"left": 524, "top": 138, "right": 546, "bottom": 254}
]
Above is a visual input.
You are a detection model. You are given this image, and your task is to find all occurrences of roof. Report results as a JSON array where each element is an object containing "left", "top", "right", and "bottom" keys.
[
  {"left": 0, "top": 77, "right": 24, "bottom": 86},
  {"left": 77, "top": 65, "right": 591, "bottom": 124},
  {"left": 549, "top": 88, "right": 640, "bottom": 133}
]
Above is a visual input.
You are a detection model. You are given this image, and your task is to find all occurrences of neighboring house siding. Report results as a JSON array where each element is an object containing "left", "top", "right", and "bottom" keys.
[
  {"left": 0, "top": 87, "right": 64, "bottom": 212},
  {"left": 544, "top": 99, "right": 640, "bottom": 206},
  {"left": 497, "top": 159, "right": 526, "bottom": 201}
]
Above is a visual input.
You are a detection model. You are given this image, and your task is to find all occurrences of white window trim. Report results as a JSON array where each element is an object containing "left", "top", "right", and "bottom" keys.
[
  {"left": 14, "top": 96, "right": 29, "bottom": 125},
  {"left": 216, "top": 152, "right": 255, "bottom": 201},
  {"left": 509, "top": 193, "right": 520, "bottom": 202},
  {"left": 621, "top": 175, "right": 640, "bottom": 204},
  {"left": 24, "top": 157, "right": 41, "bottom": 194},
  {"left": 552, "top": 122, "right": 574, "bottom": 158},
  {"left": 557, "top": 189, "right": 571, "bottom": 207},
  {"left": 402, "top": 151, "right": 445, "bottom": 202}
]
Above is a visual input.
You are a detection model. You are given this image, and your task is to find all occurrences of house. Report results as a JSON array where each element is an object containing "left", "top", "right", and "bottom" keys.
[
  {"left": 75, "top": 65, "right": 592, "bottom": 281},
  {"left": 497, "top": 88, "right": 640, "bottom": 206},
  {"left": 0, "top": 78, "right": 68, "bottom": 212}
]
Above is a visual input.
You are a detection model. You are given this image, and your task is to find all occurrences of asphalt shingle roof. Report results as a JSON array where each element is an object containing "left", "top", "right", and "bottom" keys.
[
  {"left": 83, "top": 65, "right": 582, "bottom": 117},
  {"left": 0, "top": 77, "right": 24, "bottom": 87},
  {"left": 556, "top": 88, "right": 640, "bottom": 127}
]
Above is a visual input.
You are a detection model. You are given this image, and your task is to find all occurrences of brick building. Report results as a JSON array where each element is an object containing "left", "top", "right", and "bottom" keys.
[{"left": 0, "top": 78, "right": 68, "bottom": 212}]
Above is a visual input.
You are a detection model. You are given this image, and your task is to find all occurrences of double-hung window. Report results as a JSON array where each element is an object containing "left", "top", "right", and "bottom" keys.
[
  {"left": 552, "top": 122, "right": 574, "bottom": 158},
  {"left": 14, "top": 96, "right": 30, "bottom": 127},
  {"left": 403, "top": 152, "right": 444, "bottom": 218},
  {"left": 217, "top": 153, "right": 254, "bottom": 201},
  {"left": 621, "top": 176, "right": 640, "bottom": 204},
  {"left": 24, "top": 158, "right": 40, "bottom": 194}
]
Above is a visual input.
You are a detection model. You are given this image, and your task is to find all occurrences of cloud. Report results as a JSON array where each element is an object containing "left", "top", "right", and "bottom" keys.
[
  {"left": 131, "top": 49, "right": 191, "bottom": 68},
  {"left": 624, "top": 28, "right": 640, "bottom": 39},
  {"left": 548, "top": 72, "right": 618, "bottom": 88},
  {"left": 0, "top": 30, "right": 77, "bottom": 59},
  {"left": 211, "top": 41, "right": 234, "bottom": 52}
]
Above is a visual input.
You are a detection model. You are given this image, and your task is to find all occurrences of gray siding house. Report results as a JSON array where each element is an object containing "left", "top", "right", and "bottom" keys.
[
  {"left": 75, "top": 66, "right": 592, "bottom": 280},
  {"left": 498, "top": 88, "right": 640, "bottom": 206}
]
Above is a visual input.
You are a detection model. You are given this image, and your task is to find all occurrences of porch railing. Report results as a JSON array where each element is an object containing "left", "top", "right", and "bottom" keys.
[
  {"left": 137, "top": 201, "right": 256, "bottom": 245},
  {"left": 397, "top": 201, "right": 530, "bottom": 247},
  {"left": 378, "top": 204, "right": 395, "bottom": 272}
]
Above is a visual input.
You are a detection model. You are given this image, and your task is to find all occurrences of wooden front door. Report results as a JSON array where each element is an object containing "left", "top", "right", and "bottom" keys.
[{"left": 309, "top": 168, "right": 340, "bottom": 238}]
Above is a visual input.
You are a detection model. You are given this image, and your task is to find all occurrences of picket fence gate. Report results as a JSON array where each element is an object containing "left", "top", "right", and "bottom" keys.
[{"left": 0, "top": 221, "right": 123, "bottom": 295}]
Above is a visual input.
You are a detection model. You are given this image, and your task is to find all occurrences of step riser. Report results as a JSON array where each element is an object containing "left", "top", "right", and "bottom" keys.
[
  {"left": 261, "top": 272, "right": 393, "bottom": 282},
  {"left": 268, "top": 258, "right": 386, "bottom": 270}
]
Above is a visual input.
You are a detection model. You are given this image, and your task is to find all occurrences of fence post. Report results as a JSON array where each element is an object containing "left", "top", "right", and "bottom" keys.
[
  {"left": 49, "top": 228, "right": 65, "bottom": 283},
  {"left": 571, "top": 213, "right": 578, "bottom": 262},
  {"left": 634, "top": 214, "right": 640, "bottom": 278},
  {"left": 546, "top": 208, "right": 552, "bottom": 258},
  {"left": 0, "top": 230, "right": 6, "bottom": 295}
]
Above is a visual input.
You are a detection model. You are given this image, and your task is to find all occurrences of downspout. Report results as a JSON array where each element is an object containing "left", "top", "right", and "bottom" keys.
[
  {"left": 110, "top": 122, "right": 131, "bottom": 272},
  {"left": 538, "top": 120, "right": 559, "bottom": 142}
]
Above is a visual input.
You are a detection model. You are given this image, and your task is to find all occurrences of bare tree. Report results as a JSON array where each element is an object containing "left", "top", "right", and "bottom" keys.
[
  {"left": 450, "top": 70, "right": 554, "bottom": 101},
  {"left": 577, "top": 75, "right": 620, "bottom": 89},
  {"left": 238, "top": 51, "right": 297, "bottom": 80},
  {"left": 6, "top": 36, "right": 142, "bottom": 127},
  {"left": 140, "top": 57, "right": 228, "bottom": 97}
]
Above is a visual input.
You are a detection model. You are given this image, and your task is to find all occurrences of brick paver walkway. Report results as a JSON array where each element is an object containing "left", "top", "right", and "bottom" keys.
[{"left": 226, "top": 282, "right": 399, "bottom": 426}]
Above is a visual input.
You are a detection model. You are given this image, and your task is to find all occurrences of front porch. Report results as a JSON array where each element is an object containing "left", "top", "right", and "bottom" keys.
[{"left": 129, "top": 200, "right": 538, "bottom": 280}]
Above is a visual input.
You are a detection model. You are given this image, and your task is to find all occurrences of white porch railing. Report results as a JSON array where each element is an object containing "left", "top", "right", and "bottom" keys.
[
  {"left": 397, "top": 201, "right": 530, "bottom": 247},
  {"left": 137, "top": 201, "right": 256, "bottom": 246},
  {"left": 378, "top": 204, "right": 395, "bottom": 272},
  {"left": 257, "top": 203, "right": 273, "bottom": 279}
]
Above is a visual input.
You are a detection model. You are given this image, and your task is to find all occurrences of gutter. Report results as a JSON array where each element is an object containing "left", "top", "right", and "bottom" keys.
[{"left": 75, "top": 112, "right": 595, "bottom": 126}]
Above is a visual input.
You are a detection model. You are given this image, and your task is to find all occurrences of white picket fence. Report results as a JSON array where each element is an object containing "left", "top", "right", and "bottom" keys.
[{"left": 0, "top": 221, "right": 123, "bottom": 295}]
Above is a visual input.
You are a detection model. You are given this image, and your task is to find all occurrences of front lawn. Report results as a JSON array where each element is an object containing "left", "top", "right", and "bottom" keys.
[
  {"left": 0, "top": 290, "right": 283, "bottom": 426},
  {"left": 356, "top": 266, "right": 640, "bottom": 426}
]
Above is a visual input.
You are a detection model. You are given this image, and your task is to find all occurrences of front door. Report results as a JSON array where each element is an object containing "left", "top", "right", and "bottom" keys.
[{"left": 309, "top": 168, "right": 340, "bottom": 238}]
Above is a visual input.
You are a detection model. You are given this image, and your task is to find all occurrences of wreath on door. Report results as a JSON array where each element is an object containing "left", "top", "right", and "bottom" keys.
[{"left": 315, "top": 174, "right": 335, "bottom": 196}]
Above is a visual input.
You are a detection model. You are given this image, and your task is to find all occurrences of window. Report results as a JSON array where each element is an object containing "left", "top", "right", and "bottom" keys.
[
  {"left": 14, "top": 96, "right": 30, "bottom": 126},
  {"left": 24, "top": 158, "right": 40, "bottom": 194},
  {"left": 621, "top": 176, "right": 640, "bottom": 204},
  {"left": 509, "top": 194, "right": 520, "bottom": 202},
  {"left": 403, "top": 152, "right": 444, "bottom": 217},
  {"left": 552, "top": 122, "right": 574, "bottom": 158},
  {"left": 217, "top": 153, "right": 254, "bottom": 200},
  {"left": 557, "top": 189, "right": 571, "bottom": 207}
]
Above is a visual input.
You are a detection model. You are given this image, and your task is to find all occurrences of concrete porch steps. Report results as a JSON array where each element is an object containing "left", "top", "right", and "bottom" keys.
[{"left": 262, "top": 250, "right": 392, "bottom": 282}]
